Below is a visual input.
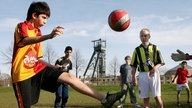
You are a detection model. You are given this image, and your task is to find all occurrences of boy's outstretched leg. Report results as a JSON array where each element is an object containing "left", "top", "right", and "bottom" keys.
[{"left": 57, "top": 72, "right": 124, "bottom": 108}]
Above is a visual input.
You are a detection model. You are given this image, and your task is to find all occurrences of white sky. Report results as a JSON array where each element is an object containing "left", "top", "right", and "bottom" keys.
[{"left": 1, "top": 0, "right": 192, "bottom": 76}]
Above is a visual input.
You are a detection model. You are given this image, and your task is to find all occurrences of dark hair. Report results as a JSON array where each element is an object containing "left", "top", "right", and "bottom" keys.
[
  {"left": 181, "top": 61, "right": 187, "bottom": 64},
  {"left": 125, "top": 55, "right": 131, "bottom": 60},
  {"left": 65, "top": 46, "right": 72, "bottom": 52},
  {"left": 26, "top": 1, "right": 50, "bottom": 21}
]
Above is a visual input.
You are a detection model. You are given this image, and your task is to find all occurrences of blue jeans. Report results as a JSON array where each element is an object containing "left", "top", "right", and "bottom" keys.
[{"left": 54, "top": 84, "right": 68, "bottom": 108}]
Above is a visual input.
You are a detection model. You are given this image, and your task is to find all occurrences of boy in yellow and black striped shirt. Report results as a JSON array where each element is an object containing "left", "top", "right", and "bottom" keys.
[{"left": 131, "top": 28, "right": 165, "bottom": 108}]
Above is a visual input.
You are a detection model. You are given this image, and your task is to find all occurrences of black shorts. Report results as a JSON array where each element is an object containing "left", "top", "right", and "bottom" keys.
[{"left": 13, "top": 67, "right": 63, "bottom": 107}]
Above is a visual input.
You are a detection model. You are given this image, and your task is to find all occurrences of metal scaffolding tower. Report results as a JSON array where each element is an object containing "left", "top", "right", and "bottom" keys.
[{"left": 83, "top": 38, "right": 106, "bottom": 78}]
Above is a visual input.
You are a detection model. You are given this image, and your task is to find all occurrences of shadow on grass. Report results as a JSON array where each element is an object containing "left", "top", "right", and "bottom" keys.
[
  {"left": 33, "top": 102, "right": 192, "bottom": 108},
  {"left": 33, "top": 104, "right": 103, "bottom": 108}
]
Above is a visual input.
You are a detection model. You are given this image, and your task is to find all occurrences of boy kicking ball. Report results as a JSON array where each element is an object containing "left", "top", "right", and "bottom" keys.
[{"left": 11, "top": 1, "right": 124, "bottom": 108}]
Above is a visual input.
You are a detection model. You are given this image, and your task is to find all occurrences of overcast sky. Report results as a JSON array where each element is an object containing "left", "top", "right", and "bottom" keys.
[{"left": 1, "top": 0, "right": 192, "bottom": 76}]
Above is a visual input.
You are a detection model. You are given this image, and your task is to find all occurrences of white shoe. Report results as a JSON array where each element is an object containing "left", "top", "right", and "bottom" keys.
[
  {"left": 134, "top": 103, "right": 141, "bottom": 108},
  {"left": 117, "top": 104, "right": 123, "bottom": 108}
]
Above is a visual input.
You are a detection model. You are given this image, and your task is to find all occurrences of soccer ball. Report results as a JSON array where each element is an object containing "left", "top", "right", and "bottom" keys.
[{"left": 108, "top": 9, "right": 130, "bottom": 32}]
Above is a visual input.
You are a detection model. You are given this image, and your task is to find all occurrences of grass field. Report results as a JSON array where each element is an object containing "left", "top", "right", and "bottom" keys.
[{"left": 0, "top": 84, "right": 192, "bottom": 108}]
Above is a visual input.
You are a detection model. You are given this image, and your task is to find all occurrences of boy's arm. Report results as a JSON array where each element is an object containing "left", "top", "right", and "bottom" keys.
[
  {"left": 171, "top": 49, "right": 192, "bottom": 61},
  {"left": 186, "top": 71, "right": 192, "bottom": 78},
  {"left": 38, "top": 59, "right": 61, "bottom": 69},
  {"left": 172, "top": 75, "right": 176, "bottom": 83},
  {"left": 149, "top": 64, "right": 162, "bottom": 77},
  {"left": 186, "top": 75, "right": 192, "bottom": 78},
  {"left": 172, "top": 71, "right": 178, "bottom": 83},
  {"left": 23, "top": 26, "right": 64, "bottom": 45},
  {"left": 119, "top": 66, "right": 122, "bottom": 85},
  {"left": 131, "top": 67, "right": 137, "bottom": 86}
]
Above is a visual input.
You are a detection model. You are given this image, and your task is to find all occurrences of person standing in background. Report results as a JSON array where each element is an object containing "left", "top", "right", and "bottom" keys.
[
  {"left": 54, "top": 46, "right": 72, "bottom": 108},
  {"left": 117, "top": 55, "right": 141, "bottom": 108},
  {"left": 172, "top": 61, "right": 191, "bottom": 106}
]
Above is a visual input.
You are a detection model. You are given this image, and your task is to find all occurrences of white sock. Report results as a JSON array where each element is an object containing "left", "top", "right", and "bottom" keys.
[{"left": 101, "top": 94, "right": 107, "bottom": 103}]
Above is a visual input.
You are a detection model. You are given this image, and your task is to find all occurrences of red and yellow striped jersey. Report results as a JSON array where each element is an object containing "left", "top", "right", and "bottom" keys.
[{"left": 11, "top": 21, "right": 46, "bottom": 83}]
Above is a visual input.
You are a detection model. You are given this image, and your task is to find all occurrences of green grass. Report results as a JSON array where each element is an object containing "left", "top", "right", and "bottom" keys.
[{"left": 0, "top": 84, "right": 192, "bottom": 108}]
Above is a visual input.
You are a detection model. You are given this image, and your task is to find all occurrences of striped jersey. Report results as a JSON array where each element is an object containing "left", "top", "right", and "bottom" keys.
[
  {"left": 130, "top": 43, "right": 164, "bottom": 72},
  {"left": 11, "top": 21, "right": 46, "bottom": 83}
]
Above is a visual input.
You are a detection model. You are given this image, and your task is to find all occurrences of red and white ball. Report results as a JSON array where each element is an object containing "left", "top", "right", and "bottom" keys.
[{"left": 108, "top": 9, "right": 130, "bottom": 32}]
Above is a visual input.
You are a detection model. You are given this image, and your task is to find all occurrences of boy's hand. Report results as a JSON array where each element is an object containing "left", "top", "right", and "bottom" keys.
[
  {"left": 149, "top": 71, "right": 154, "bottom": 77},
  {"left": 171, "top": 49, "right": 188, "bottom": 61},
  {"left": 132, "top": 76, "right": 137, "bottom": 86},
  {"left": 55, "top": 64, "right": 62, "bottom": 69},
  {"left": 172, "top": 79, "right": 174, "bottom": 83},
  {"left": 49, "top": 26, "right": 64, "bottom": 39},
  {"left": 149, "top": 68, "right": 155, "bottom": 77}
]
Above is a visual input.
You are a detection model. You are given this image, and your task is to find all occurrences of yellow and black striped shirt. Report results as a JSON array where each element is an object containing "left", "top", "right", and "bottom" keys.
[{"left": 130, "top": 43, "right": 165, "bottom": 72}]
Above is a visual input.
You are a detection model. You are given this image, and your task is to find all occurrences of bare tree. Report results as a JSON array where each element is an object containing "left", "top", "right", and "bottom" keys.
[
  {"left": 0, "top": 43, "right": 13, "bottom": 78},
  {"left": 72, "top": 49, "right": 85, "bottom": 78},
  {"left": 43, "top": 43, "right": 58, "bottom": 65},
  {"left": 0, "top": 43, "right": 12, "bottom": 86},
  {"left": 0, "top": 43, "right": 13, "bottom": 65},
  {"left": 108, "top": 56, "right": 120, "bottom": 84}
]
